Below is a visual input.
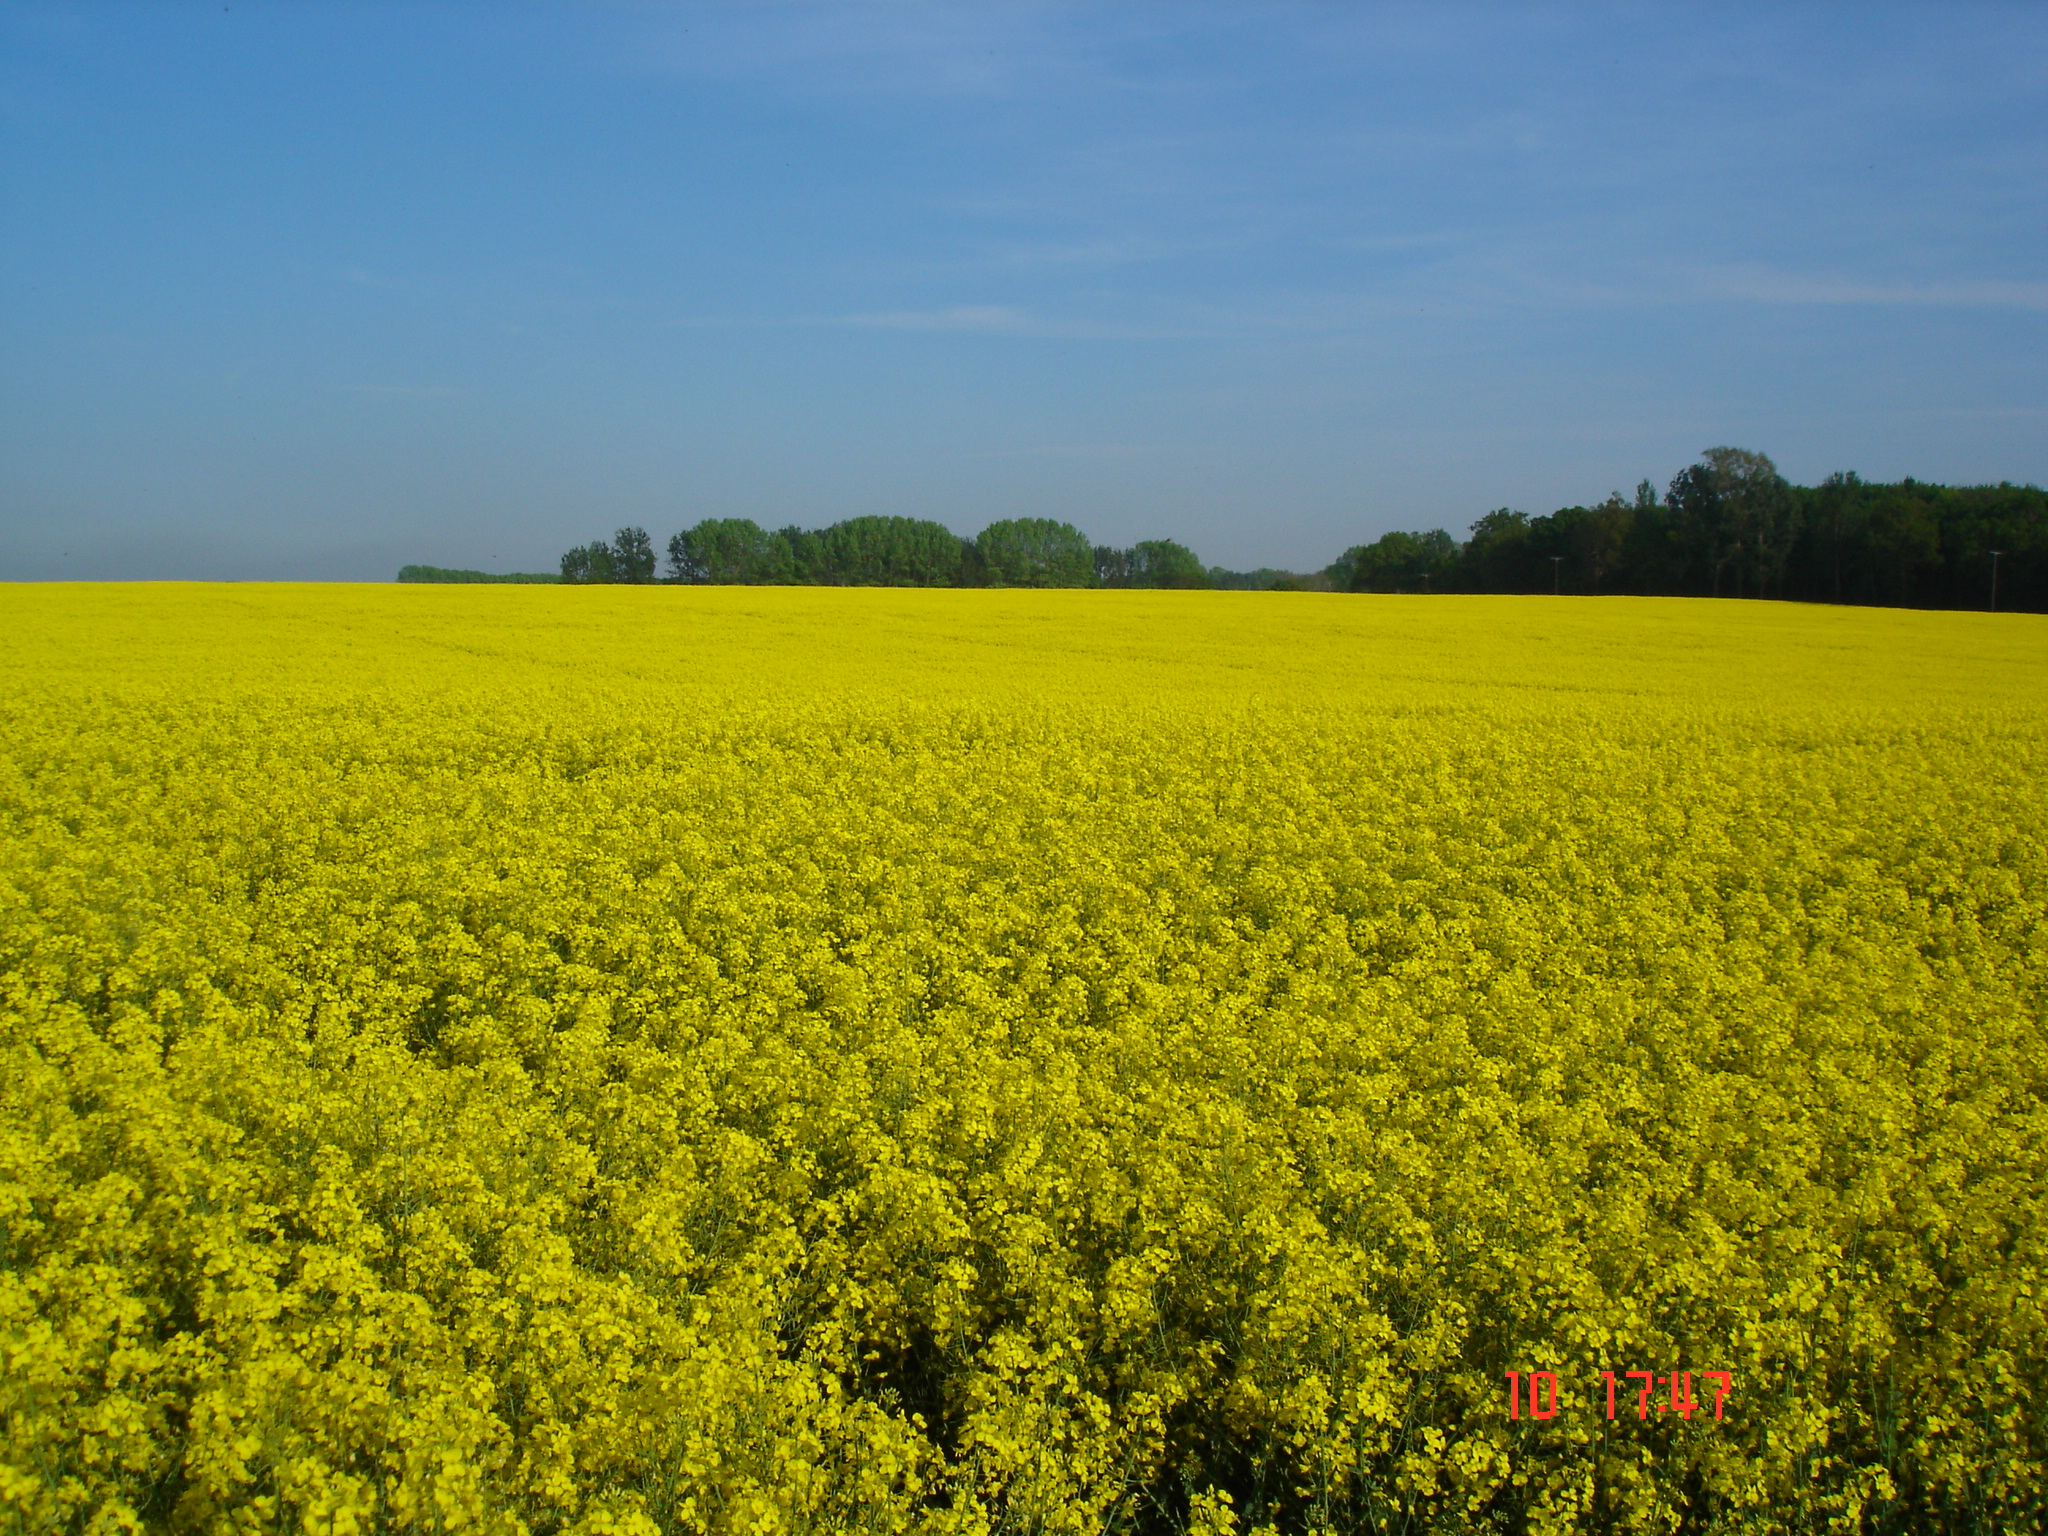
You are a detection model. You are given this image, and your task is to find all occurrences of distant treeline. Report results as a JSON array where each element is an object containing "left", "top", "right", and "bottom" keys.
[
  {"left": 397, "top": 565, "right": 560, "bottom": 584},
  {"left": 552, "top": 518, "right": 1226, "bottom": 590},
  {"left": 401, "top": 449, "right": 2044, "bottom": 611},
  {"left": 1330, "top": 449, "right": 2044, "bottom": 612}
]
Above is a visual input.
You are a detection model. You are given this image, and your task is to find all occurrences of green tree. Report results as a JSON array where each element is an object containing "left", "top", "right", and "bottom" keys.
[
  {"left": 1315, "top": 462, "right": 2047, "bottom": 612},
  {"left": 974, "top": 518, "right": 1095, "bottom": 587},
  {"left": 1866, "top": 486, "right": 1942, "bottom": 605},
  {"left": 805, "top": 516, "right": 966, "bottom": 586},
  {"left": 1666, "top": 462, "right": 1734, "bottom": 596},
  {"left": 1207, "top": 567, "right": 1329, "bottom": 591},
  {"left": 776, "top": 526, "right": 822, "bottom": 582},
  {"left": 1709, "top": 447, "right": 1797, "bottom": 597},
  {"left": 1783, "top": 474, "right": 2045, "bottom": 610},
  {"left": 1669, "top": 447, "right": 1796, "bottom": 599},
  {"left": 1127, "top": 539, "right": 1208, "bottom": 588},
  {"left": 1460, "top": 509, "right": 1533, "bottom": 592},
  {"left": 1337, "top": 528, "right": 1458, "bottom": 593},
  {"left": 1807, "top": 471, "right": 1865, "bottom": 604},
  {"left": 612, "top": 527, "right": 657, "bottom": 584},
  {"left": 1621, "top": 480, "right": 1686, "bottom": 595},
  {"left": 559, "top": 541, "right": 615, "bottom": 584},
  {"left": 1572, "top": 493, "right": 1636, "bottom": 592},
  {"left": 668, "top": 520, "right": 797, "bottom": 584}
]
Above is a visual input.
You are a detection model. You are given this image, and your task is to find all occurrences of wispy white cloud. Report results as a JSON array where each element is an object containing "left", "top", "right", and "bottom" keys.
[
  {"left": 969, "top": 441, "right": 1166, "bottom": 459},
  {"left": 1702, "top": 268, "right": 2048, "bottom": 311},
  {"left": 1910, "top": 405, "right": 2048, "bottom": 419},
  {"left": 1331, "top": 230, "right": 1469, "bottom": 255},
  {"left": 339, "top": 266, "right": 417, "bottom": 293},
  {"left": 979, "top": 235, "right": 1182, "bottom": 269},
  {"left": 610, "top": 1, "right": 1151, "bottom": 102},
  {"left": 342, "top": 384, "right": 468, "bottom": 400},
  {"left": 665, "top": 253, "right": 2048, "bottom": 353},
  {"left": 840, "top": 303, "right": 1038, "bottom": 333},
  {"left": 673, "top": 283, "right": 1594, "bottom": 342},
  {"left": 831, "top": 303, "right": 1221, "bottom": 339}
]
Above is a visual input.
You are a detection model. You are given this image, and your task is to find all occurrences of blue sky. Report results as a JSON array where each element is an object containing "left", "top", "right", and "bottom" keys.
[{"left": 3, "top": 2, "right": 2044, "bottom": 580}]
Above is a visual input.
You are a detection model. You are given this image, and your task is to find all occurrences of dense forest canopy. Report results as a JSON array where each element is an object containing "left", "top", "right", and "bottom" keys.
[
  {"left": 1335, "top": 454, "right": 2041, "bottom": 611},
  {"left": 402, "top": 451, "right": 2043, "bottom": 612},
  {"left": 977, "top": 518, "right": 1095, "bottom": 588},
  {"left": 1323, "top": 453, "right": 2042, "bottom": 611}
]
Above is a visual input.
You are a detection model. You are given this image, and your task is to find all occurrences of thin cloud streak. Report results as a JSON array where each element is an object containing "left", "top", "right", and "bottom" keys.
[
  {"left": 342, "top": 384, "right": 470, "bottom": 401},
  {"left": 967, "top": 442, "right": 1168, "bottom": 459},
  {"left": 832, "top": 303, "right": 1230, "bottom": 339},
  {"left": 610, "top": 1, "right": 1170, "bottom": 102},
  {"left": 1702, "top": 269, "right": 2048, "bottom": 311},
  {"left": 840, "top": 304, "right": 1039, "bottom": 333},
  {"left": 668, "top": 260, "right": 2048, "bottom": 347}
]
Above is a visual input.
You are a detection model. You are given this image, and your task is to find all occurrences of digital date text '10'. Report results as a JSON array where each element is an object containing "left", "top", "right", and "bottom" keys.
[{"left": 1506, "top": 1371, "right": 1733, "bottom": 1420}]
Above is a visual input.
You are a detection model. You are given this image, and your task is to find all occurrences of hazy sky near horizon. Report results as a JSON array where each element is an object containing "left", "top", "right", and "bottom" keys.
[{"left": 4, "top": 2, "right": 2045, "bottom": 581}]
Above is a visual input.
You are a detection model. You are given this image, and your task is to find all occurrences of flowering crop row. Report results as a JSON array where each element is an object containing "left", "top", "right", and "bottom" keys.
[{"left": 2, "top": 586, "right": 2043, "bottom": 1534}]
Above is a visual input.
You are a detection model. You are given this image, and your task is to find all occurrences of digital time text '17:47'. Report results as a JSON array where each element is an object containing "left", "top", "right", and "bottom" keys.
[{"left": 1505, "top": 1370, "right": 1734, "bottom": 1421}]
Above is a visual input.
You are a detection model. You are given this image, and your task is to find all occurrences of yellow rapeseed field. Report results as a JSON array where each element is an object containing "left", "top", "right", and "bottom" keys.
[{"left": 2, "top": 584, "right": 2043, "bottom": 1535}]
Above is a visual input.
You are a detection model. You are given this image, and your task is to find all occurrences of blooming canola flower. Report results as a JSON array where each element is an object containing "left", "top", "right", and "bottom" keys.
[{"left": 0, "top": 584, "right": 2042, "bottom": 1533}]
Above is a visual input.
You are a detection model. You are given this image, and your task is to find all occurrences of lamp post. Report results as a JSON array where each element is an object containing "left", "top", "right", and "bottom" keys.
[
  {"left": 1550, "top": 556, "right": 1562, "bottom": 596},
  {"left": 1989, "top": 550, "right": 2003, "bottom": 613}
]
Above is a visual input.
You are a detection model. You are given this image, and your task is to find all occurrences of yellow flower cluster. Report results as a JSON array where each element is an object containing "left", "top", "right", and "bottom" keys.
[{"left": 2, "top": 585, "right": 2043, "bottom": 1534}]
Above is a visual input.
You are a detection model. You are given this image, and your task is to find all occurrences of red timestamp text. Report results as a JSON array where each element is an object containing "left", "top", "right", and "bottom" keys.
[{"left": 1505, "top": 1370, "right": 1733, "bottom": 1421}]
